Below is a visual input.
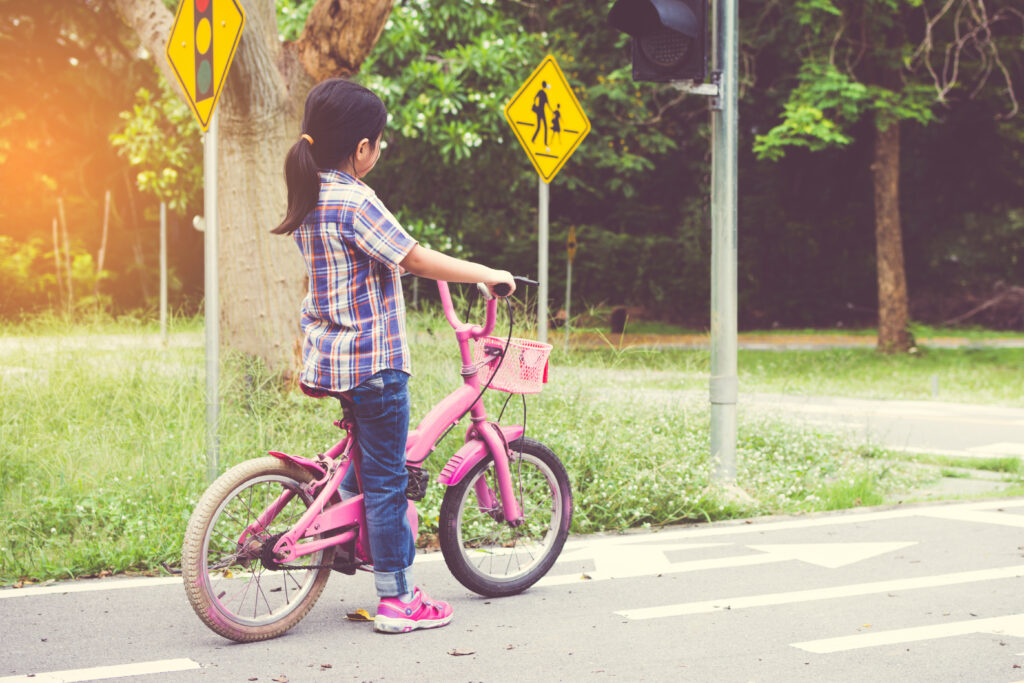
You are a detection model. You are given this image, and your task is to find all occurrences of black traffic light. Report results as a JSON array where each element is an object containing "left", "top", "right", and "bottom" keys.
[{"left": 607, "top": 0, "right": 707, "bottom": 83}]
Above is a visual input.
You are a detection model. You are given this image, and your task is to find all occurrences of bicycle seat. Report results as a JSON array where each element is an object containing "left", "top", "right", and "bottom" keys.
[{"left": 299, "top": 383, "right": 354, "bottom": 408}]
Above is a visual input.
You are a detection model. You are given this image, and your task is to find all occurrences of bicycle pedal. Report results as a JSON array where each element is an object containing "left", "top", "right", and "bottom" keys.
[
  {"left": 331, "top": 552, "right": 361, "bottom": 575},
  {"left": 405, "top": 465, "right": 429, "bottom": 502},
  {"left": 330, "top": 539, "right": 362, "bottom": 575}
]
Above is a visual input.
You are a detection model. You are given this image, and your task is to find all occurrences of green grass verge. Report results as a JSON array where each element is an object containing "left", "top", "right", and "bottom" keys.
[{"left": 1, "top": 310, "right": 1013, "bottom": 584}]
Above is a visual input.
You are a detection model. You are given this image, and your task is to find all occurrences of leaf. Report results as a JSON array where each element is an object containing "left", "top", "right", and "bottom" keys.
[{"left": 346, "top": 608, "right": 374, "bottom": 622}]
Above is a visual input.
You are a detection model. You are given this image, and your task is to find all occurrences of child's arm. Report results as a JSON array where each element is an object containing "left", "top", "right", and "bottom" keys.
[{"left": 400, "top": 244, "right": 515, "bottom": 295}]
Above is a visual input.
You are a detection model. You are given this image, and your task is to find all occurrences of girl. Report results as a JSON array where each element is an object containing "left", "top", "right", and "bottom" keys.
[{"left": 273, "top": 78, "right": 515, "bottom": 634}]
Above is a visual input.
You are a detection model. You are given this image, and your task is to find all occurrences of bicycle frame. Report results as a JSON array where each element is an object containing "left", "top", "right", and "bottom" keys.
[{"left": 260, "top": 281, "right": 525, "bottom": 565}]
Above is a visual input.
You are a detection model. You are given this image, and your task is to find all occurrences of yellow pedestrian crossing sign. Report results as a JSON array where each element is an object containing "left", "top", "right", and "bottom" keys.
[
  {"left": 165, "top": 0, "right": 246, "bottom": 131},
  {"left": 504, "top": 55, "right": 591, "bottom": 183}
]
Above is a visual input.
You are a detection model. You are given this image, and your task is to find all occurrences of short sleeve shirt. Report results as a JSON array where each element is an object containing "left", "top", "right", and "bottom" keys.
[{"left": 293, "top": 170, "right": 417, "bottom": 393}]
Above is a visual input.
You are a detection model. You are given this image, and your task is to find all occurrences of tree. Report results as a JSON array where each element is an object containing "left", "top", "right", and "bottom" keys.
[
  {"left": 108, "top": 0, "right": 394, "bottom": 375},
  {"left": 751, "top": 0, "right": 1022, "bottom": 352}
]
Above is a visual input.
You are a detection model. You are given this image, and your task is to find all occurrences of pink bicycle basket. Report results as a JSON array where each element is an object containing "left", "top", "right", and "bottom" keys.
[{"left": 474, "top": 336, "right": 552, "bottom": 394}]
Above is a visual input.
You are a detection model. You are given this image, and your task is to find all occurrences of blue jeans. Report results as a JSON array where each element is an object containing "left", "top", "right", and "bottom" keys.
[{"left": 341, "top": 370, "right": 416, "bottom": 597}]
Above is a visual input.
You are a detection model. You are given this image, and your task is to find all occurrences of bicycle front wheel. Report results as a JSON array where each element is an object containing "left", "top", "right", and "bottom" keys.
[
  {"left": 439, "top": 438, "right": 572, "bottom": 597},
  {"left": 181, "top": 457, "right": 335, "bottom": 642}
]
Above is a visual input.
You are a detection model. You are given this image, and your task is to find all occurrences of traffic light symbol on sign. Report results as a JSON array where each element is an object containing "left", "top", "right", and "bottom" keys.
[
  {"left": 165, "top": 0, "right": 245, "bottom": 131},
  {"left": 194, "top": 0, "right": 214, "bottom": 101}
]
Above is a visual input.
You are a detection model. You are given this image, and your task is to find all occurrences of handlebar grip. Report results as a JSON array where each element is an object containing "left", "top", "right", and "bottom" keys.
[{"left": 491, "top": 276, "right": 538, "bottom": 298}]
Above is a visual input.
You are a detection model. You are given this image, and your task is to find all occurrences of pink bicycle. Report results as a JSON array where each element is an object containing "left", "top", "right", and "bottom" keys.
[{"left": 181, "top": 278, "right": 573, "bottom": 642}]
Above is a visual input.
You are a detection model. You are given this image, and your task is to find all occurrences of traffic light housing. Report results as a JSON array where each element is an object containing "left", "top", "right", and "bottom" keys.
[{"left": 607, "top": 0, "right": 708, "bottom": 83}]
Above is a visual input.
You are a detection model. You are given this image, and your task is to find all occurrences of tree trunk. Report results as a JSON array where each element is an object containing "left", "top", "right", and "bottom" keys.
[
  {"left": 111, "top": 0, "right": 393, "bottom": 378},
  {"left": 871, "top": 114, "right": 910, "bottom": 353}
]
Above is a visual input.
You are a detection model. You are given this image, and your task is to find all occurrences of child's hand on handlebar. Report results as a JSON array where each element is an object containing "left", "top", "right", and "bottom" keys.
[{"left": 486, "top": 270, "right": 516, "bottom": 298}]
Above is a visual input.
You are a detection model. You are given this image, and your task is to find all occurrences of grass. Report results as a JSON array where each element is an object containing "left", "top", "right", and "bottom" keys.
[
  {"left": 0, "top": 309, "right": 1019, "bottom": 584},
  {"left": 559, "top": 343, "right": 1024, "bottom": 406}
]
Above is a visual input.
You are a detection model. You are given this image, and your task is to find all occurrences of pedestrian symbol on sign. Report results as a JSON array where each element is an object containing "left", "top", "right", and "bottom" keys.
[{"left": 504, "top": 56, "right": 591, "bottom": 182}]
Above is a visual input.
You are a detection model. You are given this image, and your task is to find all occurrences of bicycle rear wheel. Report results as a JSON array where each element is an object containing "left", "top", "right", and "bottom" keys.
[
  {"left": 439, "top": 438, "right": 572, "bottom": 597},
  {"left": 181, "top": 457, "right": 335, "bottom": 642}
]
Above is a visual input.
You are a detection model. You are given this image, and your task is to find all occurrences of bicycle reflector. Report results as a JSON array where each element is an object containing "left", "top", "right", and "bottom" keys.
[{"left": 607, "top": 0, "right": 708, "bottom": 83}]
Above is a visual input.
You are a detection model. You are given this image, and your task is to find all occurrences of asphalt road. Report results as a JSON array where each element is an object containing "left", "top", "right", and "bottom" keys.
[{"left": 4, "top": 497, "right": 1024, "bottom": 683}]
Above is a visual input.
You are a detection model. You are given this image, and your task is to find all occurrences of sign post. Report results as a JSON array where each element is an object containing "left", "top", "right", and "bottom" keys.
[
  {"left": 166, "top": 0, "right": 245, "bottom": 481},
  {"left": 504, "top": 55, "right": 590, "bottom": 344},
  {"left": 565, "top": 225, "right": 577, "bottom": 351},
  {"left": 709, "top": 0, "right": 739, "bottom": 484}
]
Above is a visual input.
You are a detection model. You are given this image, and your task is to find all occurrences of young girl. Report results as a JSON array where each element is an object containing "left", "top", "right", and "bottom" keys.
[{"left": 273, "top": 78, "right": 514, "bottom": 634}]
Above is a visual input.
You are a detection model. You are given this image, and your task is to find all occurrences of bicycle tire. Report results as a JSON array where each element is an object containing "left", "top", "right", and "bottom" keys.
[
  {"left": 181, "top": 457, "right": 335, "bottom": 642},
  {"left": 439, "top": 438, "right": 572, "bottom": 597}
]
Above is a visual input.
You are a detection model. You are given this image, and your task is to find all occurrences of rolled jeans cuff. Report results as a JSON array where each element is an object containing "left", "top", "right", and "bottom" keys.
[{"left": 374, "top": 566, "right": 414, "bottom": 598}]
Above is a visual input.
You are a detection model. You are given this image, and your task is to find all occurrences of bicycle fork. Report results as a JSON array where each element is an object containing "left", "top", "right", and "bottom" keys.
[{"left": 436, "top": 422, "right": 524, "bottom": 526}]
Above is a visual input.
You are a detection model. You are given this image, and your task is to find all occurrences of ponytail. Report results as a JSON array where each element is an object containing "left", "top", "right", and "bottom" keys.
[
  {"left": 272, "top": 137, "right": 319, "bottom": 235},
  {"left": 272, "top": 78, "right": 388, "bottom": 236}
]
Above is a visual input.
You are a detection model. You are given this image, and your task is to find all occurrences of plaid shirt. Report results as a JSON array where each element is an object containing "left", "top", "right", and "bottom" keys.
[{"left": 293, "top": 170, "right": 417, "bottom": 393}]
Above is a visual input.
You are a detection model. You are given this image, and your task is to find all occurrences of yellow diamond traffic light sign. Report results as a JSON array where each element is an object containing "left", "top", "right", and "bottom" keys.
[
  {"left": 166, "top": 0, "right": 246, "bottom": 131},
  {"left": 504, "top": 55, "right": 591, "bottom": 183}
]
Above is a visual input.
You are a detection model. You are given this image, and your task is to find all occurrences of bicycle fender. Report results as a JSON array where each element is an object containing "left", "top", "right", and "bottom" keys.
[
  {"left": 268, "top": 451, "right": 327, "bottom": 477},
  {"left": 436, "top": 425, "right": 524, "bottom": 486}
]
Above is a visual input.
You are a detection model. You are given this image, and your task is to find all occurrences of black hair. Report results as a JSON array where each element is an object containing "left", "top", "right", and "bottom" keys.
[{"left": 272, "top": 79, "right": 388, "bottom": 235}]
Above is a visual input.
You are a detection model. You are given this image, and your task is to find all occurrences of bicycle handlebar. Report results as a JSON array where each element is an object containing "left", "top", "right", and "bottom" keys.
[
  {"left": 437, "top": 276, "right": 536, "bottom": 336},
  {"left": 492, "top": 276, "right": 538, "bottom": 298}
]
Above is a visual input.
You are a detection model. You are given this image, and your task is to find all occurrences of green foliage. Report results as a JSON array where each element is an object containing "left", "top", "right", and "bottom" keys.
[
  {"left": 754, "top": 59, "right": 933, "bottom": 161},
  {"left": 109, "top": 79, "right": 203, "bottom": 213},
  {"left": 276, "top": 0, "right": 315, "bottom": 42},
  {"left": 0, "top": 235, "right": 113, "bottom": 318},
  {"left": 0, "top": 236, "right": 48, "bottom": 312},
  {"left": 3, "top": 0, "right": 1019, "bottom": 327}
]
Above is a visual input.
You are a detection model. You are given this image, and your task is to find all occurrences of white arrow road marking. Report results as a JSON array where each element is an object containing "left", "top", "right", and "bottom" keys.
[
  {"left": 540, "top": 541, "right": 916, "bottom": 587},
  {"left": 792, "top": 613, "right": 1024, "bottom": 653},
  {"left": 745, "top": 542, "right": 917, "bottom": 569},
  {"left": 616, "top": 565, "right": 1024, "bottom": 620},
  {"left": 0, "top": 659, "right": 200, "bottom": 682},
  {"left": 541, "top": 542, "right": 730, "bottom": 585}
]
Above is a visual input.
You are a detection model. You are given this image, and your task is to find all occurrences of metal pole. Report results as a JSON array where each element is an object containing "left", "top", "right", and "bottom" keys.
[
  {"left": 564, "top": 258, "right": 572, "bottom": 351},
  {"left": 160, "top": 201, "right": 168, "bottom": 346},
  {"left": 709, "top": 0, "right": 738, "bottom": 482},
  {"left": 204, "top": 112, "right": 220, "bottom": 483},
  {"left": 538, "top": 178, "right": 549, "bottom": 344}
]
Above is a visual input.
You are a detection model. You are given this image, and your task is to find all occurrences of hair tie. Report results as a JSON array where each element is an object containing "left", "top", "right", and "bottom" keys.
[{"left": 301, "top": 133, "right": 314, "bottom": 146}]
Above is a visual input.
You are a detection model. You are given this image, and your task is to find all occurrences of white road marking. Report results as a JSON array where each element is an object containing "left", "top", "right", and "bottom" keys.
[
  {"left": 615, "top": 565, "right": 1024, "bottom": 620},
  {"left": 0, "top": 658, "right": 200, "bottom": 682},
  {"left": 792, "top": 613, "right": 1024, "bottom": 653},
  {"left": 541, "top": 541, "right": 916, "bottom": 586},
  {"left": 0, "top": 576, "right": 181, "bottom": 600},
  {"left": 918, "top": 507, "right": 1024, "bottom": 529},
  {"left": 745, "top": 542, "right": 916, "bottom": 569}
]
